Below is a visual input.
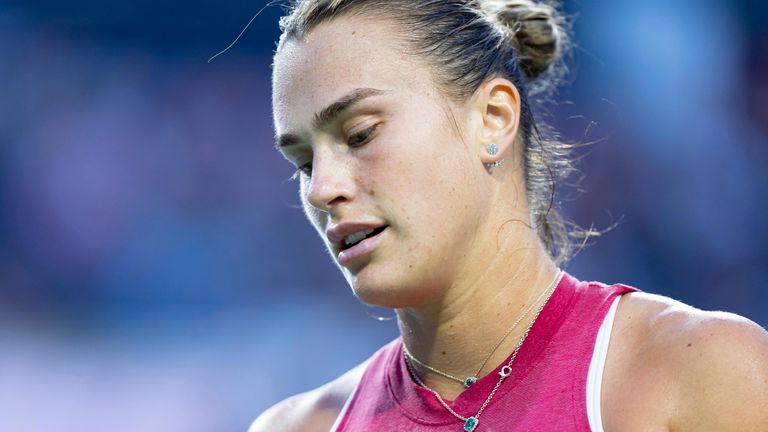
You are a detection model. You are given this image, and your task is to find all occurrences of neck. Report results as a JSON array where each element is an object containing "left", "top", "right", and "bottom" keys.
[{"left": 396, "top": 229, "right": 560, "bottom": 400}]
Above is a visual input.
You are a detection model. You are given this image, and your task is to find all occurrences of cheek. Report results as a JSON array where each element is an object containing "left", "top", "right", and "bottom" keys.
[{"left": 372, "top": 124, "right": 480, "bottom": 227}]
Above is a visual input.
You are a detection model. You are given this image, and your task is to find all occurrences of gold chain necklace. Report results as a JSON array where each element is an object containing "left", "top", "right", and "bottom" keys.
[
  {"left": 402, "top": 277, "right": 554, "bottom": 388},
  {"left": 403, "top": 270, "right": 563, "bottom": 432}
]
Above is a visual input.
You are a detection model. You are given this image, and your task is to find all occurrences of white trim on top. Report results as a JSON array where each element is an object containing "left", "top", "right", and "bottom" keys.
[{"left": 586, "top": 295, "right": 622, "bottom": 432}]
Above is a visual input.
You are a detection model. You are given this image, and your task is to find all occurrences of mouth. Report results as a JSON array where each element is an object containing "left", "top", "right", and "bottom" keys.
[
  {"left": 340, "top": 225, "right": 388, "bottom": 251},
  {"left": 337, "top": 225, "right": 389, "bottom": 267}
]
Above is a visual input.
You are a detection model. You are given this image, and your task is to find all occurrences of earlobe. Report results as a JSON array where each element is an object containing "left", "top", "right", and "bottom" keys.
[{"left": 484, "top": 143, "right": 505, "bottom": 171}]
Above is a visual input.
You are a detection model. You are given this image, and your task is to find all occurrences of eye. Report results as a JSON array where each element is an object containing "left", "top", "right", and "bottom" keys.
[{"left": 347, "top": 124, "right": 379, "bottom": 147}]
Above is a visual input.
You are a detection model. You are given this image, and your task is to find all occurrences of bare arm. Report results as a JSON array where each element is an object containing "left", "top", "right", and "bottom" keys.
[
  {"left": 248, "top": 389, "right": 339, "bottom": 432},
  {"left": 671, "top": 312, "right": 768, "bottom": 431},
  {"left": 603, "top": 292, "right": 768, "bottom": 432},
  {"left": 248, "top": 361, "right": 367, "bottom": 432}
]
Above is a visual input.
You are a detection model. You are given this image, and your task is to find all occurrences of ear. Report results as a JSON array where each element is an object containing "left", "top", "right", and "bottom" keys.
[{"left": 472, "top": 78, "right": 521, "bottom": 166}]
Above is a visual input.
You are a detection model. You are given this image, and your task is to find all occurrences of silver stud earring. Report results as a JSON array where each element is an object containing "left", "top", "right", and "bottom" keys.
[{"left": 485, "top": 143, "right": 504, "bottom": 170}]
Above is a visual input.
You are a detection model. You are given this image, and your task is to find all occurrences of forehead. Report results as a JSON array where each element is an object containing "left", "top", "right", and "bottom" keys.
[{"left": 271, "top": 15, "right": 436, "bottom": 130}]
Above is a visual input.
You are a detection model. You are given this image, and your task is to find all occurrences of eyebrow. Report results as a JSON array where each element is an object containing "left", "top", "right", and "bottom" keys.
[{"left": 275, "top": 87, "right": 386, "bottom": 150}]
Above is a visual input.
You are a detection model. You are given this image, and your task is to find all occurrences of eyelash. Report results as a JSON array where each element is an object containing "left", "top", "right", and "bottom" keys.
[
  {"left": 347, "top": 124, "right": 378, "bottom": 147},
  {"left": 290, "top": 166, "right": 310, "bottom": 181},
  {"left": 290, "top": 124, "right": 379, "bottom": 180}
]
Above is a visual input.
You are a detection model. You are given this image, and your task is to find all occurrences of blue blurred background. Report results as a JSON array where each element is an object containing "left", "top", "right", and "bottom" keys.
[{"left": 0, "top": 0, "right": 766, "bottom": 430}]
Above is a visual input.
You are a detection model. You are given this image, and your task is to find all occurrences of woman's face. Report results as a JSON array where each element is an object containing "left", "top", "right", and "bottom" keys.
[{"left": 272, "top": 16, "right": 496, "bottom": 307}]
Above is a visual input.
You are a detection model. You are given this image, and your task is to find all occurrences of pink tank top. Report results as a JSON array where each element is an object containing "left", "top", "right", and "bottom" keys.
[{"left": 334, "top": 272, "right": 637, "bottom": 431}]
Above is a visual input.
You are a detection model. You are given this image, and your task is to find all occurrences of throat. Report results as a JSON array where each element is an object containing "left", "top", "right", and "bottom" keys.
[{"left": 397, "top": 267, "right": 563, "bottom": 398}]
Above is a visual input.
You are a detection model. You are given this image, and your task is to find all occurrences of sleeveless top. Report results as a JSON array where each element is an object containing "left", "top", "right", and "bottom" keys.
[{"left": 332, "top": 272, "right": 637, "bottom": 431}]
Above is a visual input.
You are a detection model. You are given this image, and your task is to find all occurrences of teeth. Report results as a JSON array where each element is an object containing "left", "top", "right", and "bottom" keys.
[{"left": 344, "top": 229, "right": 376, "bottom": 246}]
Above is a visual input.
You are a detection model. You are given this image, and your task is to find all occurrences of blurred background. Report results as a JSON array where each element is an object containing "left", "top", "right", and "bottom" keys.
[{"left": 0, "top": 0, "right": 766, "bottom": 430}]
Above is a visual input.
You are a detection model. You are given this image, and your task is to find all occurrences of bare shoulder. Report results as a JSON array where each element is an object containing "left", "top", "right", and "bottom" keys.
[
  {"left": 248, "top": 360, "right": 367, "bottom": 432},
  {"left": 604, "top": 291, "right": 768, "bottom": 432}
]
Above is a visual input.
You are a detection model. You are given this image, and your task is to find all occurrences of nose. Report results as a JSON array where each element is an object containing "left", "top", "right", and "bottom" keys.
[{"left": 304, "top": 149, "right": 354, "bottom": 213}]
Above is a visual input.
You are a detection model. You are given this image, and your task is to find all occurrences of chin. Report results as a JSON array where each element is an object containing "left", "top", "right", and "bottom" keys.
[
  {"left": 348, "top": 272, "right": 436, "bottom": 309},
  {"left": 352, "top": 287, "right": 411, "bottom": 309}
]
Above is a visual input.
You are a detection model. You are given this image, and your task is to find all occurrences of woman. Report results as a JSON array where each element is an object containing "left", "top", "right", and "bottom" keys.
[{"left": 252, "top": 0, "right": 768, "bottom": 430}]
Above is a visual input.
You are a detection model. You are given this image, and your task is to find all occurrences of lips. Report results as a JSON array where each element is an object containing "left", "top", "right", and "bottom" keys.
[
  {"left": 340, "top": 226, "right": 388, "bottom": 251},
  {"left": 326, "top": 222, "right": 388, "bottom": 266},
  {"left": 326, "top": 222, "right": 389, "bottom": 253},
  {"left": 336, "top": 226, "right": 388, "bottom": 267}
]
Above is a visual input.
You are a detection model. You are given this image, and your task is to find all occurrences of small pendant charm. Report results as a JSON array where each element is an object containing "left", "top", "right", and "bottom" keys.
[
  {"left": 499, "top": 365, "right": 512, "bottom": 379},
  {"left": 463, "top": 416, "right": 479, "bottom": 431},
  {"left": 463, "top": 376, "right": 478, "bottom": 388}
]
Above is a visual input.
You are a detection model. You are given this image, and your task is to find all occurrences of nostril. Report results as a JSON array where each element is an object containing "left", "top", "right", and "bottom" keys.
[
  {"left": 306, "top": 178, "right": 351, "bottom": 212},
  {"left": 328, "top": 196, "right": 348, "bottom": 207}
]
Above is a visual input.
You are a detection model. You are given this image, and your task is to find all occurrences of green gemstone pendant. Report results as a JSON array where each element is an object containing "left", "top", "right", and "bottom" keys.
[
  {"left": 463, "top": 416, "right": 479, "bottom": 431},
  {"left": 463, "top": 376, "right": 477, "bottom": 388}
]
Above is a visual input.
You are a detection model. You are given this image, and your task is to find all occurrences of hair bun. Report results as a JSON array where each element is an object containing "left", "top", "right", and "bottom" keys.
[{"left": 479, "top": 0, "right": 568, "bottom": 84}]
